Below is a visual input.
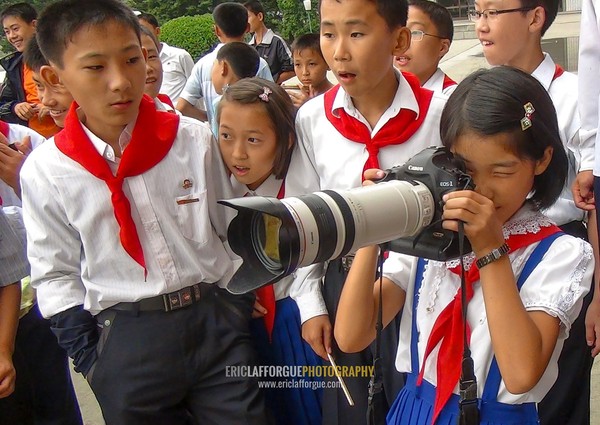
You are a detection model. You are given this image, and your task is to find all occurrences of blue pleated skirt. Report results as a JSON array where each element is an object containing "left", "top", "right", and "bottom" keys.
[
  {"left": 250, "top": 296, "right": 322, "bottom": 425},
  {"left": 386, "top": 375, "right": 539, "bottom": 425}
]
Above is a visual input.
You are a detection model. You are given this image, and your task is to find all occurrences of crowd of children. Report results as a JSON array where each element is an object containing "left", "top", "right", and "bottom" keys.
[{"left": 0, "top": 0, "right": 598, "bottom": 424}]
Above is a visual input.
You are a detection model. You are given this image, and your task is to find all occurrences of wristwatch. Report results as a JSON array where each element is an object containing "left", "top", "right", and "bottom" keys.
[{"left": 476, "top": 243, "right": 510, "bottom": 269}]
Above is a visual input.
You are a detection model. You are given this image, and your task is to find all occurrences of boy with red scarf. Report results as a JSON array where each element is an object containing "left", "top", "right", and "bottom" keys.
[
  {"left": 20, "top": 1, "right": 266, "bottom": 424},
  {"left": 285, "top": 0, "right": 447, "bottom": 422}
]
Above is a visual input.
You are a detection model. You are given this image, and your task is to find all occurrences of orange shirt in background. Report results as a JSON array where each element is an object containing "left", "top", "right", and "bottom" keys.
[{"left": 23, "top": 64, "right": 60, "bottom": 138}]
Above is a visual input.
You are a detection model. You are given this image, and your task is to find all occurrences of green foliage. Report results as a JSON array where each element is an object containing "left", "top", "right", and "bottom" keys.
[
  {"left": 274, "top": 0, "right": 320, "bottom": 42},
  {"left": 126, "top": 0, "right": 212, "bottom": 23},
  {"left": 160, "top": 14, "right": 218, "bottom": 60}
]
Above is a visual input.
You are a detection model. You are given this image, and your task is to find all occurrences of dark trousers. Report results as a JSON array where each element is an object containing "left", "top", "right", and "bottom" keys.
[
  {"left": 322, "top": 260, "right": 405, "bottom": 425},
  {"left": 0, "top": 304, "right": 83, "bottom": 425},
  {"left": 87, "top": 287, "right": 266, "bottom": 425},
  {"left": 538, "top": 219, "right": 594, "bottom": 425}
]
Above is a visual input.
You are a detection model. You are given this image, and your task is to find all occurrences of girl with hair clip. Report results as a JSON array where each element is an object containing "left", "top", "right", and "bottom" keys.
[
  {"left": 216, "top": 77, "right": 323, "bottom": 425},
  {"left": 334, "top": 66, "right": 594, "bottom": 425}
]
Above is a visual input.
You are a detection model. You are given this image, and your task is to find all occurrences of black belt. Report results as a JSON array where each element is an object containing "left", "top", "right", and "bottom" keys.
[{"left": 110, "top": 283, "right": 213, "bottom": 313}]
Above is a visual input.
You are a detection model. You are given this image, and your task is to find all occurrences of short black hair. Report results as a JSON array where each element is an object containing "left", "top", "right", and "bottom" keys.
[
  {"left": 213, "top": 2, "right": 249, "bottom": 38},
  {"left": 217, "top": 78, "right": 296, "bottom": 179},
  {"left": 243, "top": 0, "right": 265, "bottom": 16},
  {"left": 291, "top": 33, "right": 324, "bottom": 58},
  {"left": 36, "top": 0, "right": 141, "bottom": 69},
  {"left": 319, "top": 0, "right": 408, "bottom": 29},
  {"left": 0, "top": 2, "right": 37, "bottom": 25},
  {"left": 440, "top": 66, "right": 567, "bottom": 210},
  {"left": 23, "top": 36, "right": 47, "bottom": 73},
  {"left": 408, "top": 0, "right": 453, "bottom": 41},
  {"left": 138, "top": 12, "right": 159, "bottom": 29},
  {"left": 216, "top": 42, "right": 259, "bottom": 79},
  {"left": 520, "top": 0, "right": 558, "bottom": 35},
  {"left": 140, "top": 25, "right": 160, "bottom": 50}
]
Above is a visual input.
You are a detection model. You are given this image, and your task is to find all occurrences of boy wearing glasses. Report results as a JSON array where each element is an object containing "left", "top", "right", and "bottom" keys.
[
  {"left": 471, "top": 1, "right": 594, "bottom": 424},
  {"left": 394, "top": 0, "right": 456, "bottom": 95}
]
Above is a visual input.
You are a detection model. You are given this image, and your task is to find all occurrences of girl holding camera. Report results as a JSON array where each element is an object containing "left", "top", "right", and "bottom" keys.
[
  {"left": 334, "top": 66, "right": 593, "bottom": 425},
  {"left": 216, "top": 77, "right": 323, "bottom": 425}
]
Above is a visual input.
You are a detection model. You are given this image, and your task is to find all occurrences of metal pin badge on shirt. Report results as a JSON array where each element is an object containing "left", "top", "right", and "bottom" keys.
[{"left": 182, "top": 179, "right": 193, "bottom": 189}]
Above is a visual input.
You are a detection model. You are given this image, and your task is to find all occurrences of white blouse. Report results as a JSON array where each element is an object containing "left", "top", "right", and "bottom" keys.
[{"left": 383, "top": 205, "right": 593, "bottom": 403}]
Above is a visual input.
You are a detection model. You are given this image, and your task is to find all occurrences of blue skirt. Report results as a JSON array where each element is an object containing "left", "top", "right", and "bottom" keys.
[
  {"left": 250, "top": 297, "right": 322, "bottom": 425},
  {"left": 386, "top": 375, "right": 538, "bottom": 425}
]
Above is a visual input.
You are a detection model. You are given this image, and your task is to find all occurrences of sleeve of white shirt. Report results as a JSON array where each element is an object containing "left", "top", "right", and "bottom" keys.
[
  {"left": 578, "top": 0, "right": 599, "bottom": 172},
  {"left": 382, "top": 251, "right": 416, "bottom": 292},
  {"left": 179, "top": 61, "right": 205, "bottom": 105},
  {"left": 520, "top": 235, "right": 594, "bottom": 338},
  {"left": 8, "top": 123, "right": 46, "bottom": 149},
  {"left": 287, "top": 115, "right": 328, "bottom": 321},
  {"left": 20, "top": 145, "right": 87, "bottom": 318},
  {"left": 181, "top": 51, "right": 194, "bottom": 79}
]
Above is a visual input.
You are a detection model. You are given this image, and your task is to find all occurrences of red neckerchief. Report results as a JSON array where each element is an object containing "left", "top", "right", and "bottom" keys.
[
  {"left": 418, "top": 224, "right": 562, "bottom": 424},
  {"left": 255, "top": 180, "right": 286, "bottom": 341},
  {"left": 0, "top": 120, "right": 9, "bottom": 138},
  {"left": 443, "top": 74, "right": 457, "bottom": 90},
  {"left": 54, "top": 95, "right": 179, "bottom": 278},
  {"left": 553, "top": 64, "right": 564, "bottom": 81},
  {"left": 157, "top": 93, "right": 175, "bottom": 109},
  {"left": 323, "top": 72, "right": 433, "bottom": 177}
]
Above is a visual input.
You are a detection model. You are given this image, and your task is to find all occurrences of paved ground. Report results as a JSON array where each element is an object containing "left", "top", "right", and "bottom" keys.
[{"left": 71, "top": 12, "right": 595, "bottom": 425}]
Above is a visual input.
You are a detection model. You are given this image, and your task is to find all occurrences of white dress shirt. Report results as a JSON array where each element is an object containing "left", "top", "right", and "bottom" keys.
[
  {"left": 423, "top": 68, "right": 456, "bottom": 96},
  {"left": 21, "top": 114, "right": 239, "bottom": 317},
  {"left": 287, "top": 70, "right": 447, "bottom": 321},
  {"left": 384, "top": 204, "right": 593, "bottom": 403},
  {"left": 578, "top": 0, "right": 600, "bottom": 175},
  {"left": 179, "top": 43, "right": 274, "bottom": 125},
  {"left": 532, "top": 53, "right": 586, "bottom": 225},
  {"left": 159, "top": 42, "right": 194, "bottom": 104},
  {"left": 0, "top": 123, "right": 45, "bottom": 207}
]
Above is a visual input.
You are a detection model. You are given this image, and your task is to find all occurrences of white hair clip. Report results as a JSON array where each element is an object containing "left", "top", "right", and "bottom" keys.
[
  {"left": 520, "top": 102, "right": 535, "bottom": 131},
  {"left": 259, "top": 87, "right": 272, "bottom": 102}
]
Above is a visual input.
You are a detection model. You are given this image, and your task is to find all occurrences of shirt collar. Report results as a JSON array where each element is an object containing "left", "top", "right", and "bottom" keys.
[
  {"left": 423, "top": 68, "right": 445, "bottom": 92},
  {"left": 79, "top": 107, "right": 136, "bottom": 163},
  {"left": 231, "top": 173, "right": 282, "bottom": 197},
  {"left": 330, "top": 68, "right": 421, "bottom": 121},
  {"left": 531, "top": 53, "right": 555, "bottom": 91}
]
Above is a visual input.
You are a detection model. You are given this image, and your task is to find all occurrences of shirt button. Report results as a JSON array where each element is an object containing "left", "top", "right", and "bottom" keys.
[
  {"left": 107, "top": 152, "right": 114, "bottom": 160},
  {"left": 104, "top": 319, "right": 111, "bottom": 327}
]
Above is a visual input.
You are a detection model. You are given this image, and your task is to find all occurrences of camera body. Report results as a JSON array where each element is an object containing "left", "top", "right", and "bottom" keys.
[{"left": 376, "top": 146, "right": 474, "bottom": 261}]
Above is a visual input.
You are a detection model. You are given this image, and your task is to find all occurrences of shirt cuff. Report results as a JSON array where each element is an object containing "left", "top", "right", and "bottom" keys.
[{"left": 294, "top": 289, "right": 328, "bottom": 324}]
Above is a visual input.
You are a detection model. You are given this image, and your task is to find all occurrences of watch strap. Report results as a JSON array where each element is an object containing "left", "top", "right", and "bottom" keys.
[{"left": 476, "top": 243, "right": 510, "bottom": 269}]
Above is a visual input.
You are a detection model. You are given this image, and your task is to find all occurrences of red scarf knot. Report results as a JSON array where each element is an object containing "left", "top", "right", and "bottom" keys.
[
  {"left": 54, "top": 95, "right": 179, "bottom": 279},
  {"left": 323, "top": 72, "right": 433, "bottom": 179}
]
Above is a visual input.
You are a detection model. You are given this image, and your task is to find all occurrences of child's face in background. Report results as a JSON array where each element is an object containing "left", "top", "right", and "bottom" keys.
[
  {"left": 395, "top": 6, "right": 449, "bottom": 84},
  {"left": 292, "top": 48, "right": 330, "bottom": 93},
  {"left": 218, "top": 101, "right": 278, "bottom": 190},
  {"left": 319, "top": 0, "right": 409, "bottom": 102},
  {"left": 141, "top": 33, "right": 163, "bottom": 98},
  {"left": 2, "top": 15, "right": 36, "bottom": 52},
  {"left": 451, "top": 131, "right": 551, "bottom": 224},
  {"left": 474, "top": 0, "right": 538, "bottom": 67},
  {"left": 32, "top": 70, "right": 73, "bottom": 128},
  {"left": 54, "top": 20, "right": 146, "bottom": 140}
]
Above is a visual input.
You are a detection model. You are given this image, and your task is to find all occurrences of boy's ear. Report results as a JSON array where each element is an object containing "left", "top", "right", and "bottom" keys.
[
  {"left": 221, "top": 60, "right": 230, "bottom": 77},
  {"left": 392, "top": 27, "right": 411, "bottom": 58},
  {"left": 529, "top": 6, "right": 546, "bottom": 34},
  {"left": 39, "top": 65, "right": 62, "bottom": 88},
  {"left": 31, "top": 19, "right": 37, "bottom": 29},
  {"left": 534, "top": 146, "right": 553, "bottom": 175},
  {"left": 258, "top": 12, "right": 264, "bottom": 22},
  {"left": 438, "top": 38, "right": 451, "bottom": 60}
]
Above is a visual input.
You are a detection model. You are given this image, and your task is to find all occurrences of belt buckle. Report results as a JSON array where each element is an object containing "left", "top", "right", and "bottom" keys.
[{"left": 162, "top": 286, "right": 195, "bottom": 312}]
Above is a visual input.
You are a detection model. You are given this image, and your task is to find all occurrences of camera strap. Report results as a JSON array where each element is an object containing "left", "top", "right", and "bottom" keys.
[
  {"left": 457, "top": 222, "right": 480, "bottom": 425},
  {"left": 366, "top": 249, "right": 388, "bottom": 425}
]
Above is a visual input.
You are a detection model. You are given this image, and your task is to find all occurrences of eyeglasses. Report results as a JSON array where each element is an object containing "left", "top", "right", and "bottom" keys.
[
  {"left": 410, "top": 29, "right": 446, "bottom": 42},
  {"left": 468, "top": 6, "right": 536, "bottom": 22}
]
